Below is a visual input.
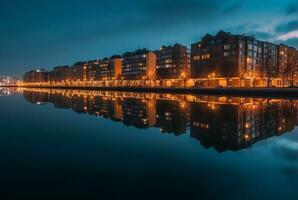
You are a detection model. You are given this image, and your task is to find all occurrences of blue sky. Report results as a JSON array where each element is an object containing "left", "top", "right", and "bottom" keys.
[{"left": 0, "top": 0, "right": 298, "bottom": 77}]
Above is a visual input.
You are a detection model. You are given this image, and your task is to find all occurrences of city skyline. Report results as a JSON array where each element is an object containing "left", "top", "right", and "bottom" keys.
[{"left": 1, "top": 0, "right": 298, "bottom": 77}]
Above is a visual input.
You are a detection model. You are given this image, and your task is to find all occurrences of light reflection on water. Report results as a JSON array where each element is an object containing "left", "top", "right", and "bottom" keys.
[
  {"left": 19, "top": 88, "right": 298, "bottom": 152},
  {"left": 0, "top": 87, "right": 298, "bottom": 199}
]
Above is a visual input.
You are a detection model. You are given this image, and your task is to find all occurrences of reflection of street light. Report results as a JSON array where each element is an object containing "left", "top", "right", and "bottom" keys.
[
  {"left": 181, "top": 72, "right": 186, "bottom": 87},
  {"left": 208, "top": 73, "right": 216, "bottom": 87}
]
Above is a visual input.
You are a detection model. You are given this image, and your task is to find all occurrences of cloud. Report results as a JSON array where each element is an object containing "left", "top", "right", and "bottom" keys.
[
  {"left": 283, "top": 38, "right": 298, "bottom": 48},
  {"left": 286, "top": 4, "right": 298, "bottom": 14},
  {"left": 222, "top": 3, "right": 242, "bottom": 15},
  {"left": 275, "top": 20, "right": 298, "bottom": 33},
  {"left": 247, "top": 31, "right": 273, "bottom": 40},
  {"left": 277, "top": 30, "right": 298, "bottom": 41}
]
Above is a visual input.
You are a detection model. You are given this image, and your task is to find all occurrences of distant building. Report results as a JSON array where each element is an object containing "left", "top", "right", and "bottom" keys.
[
  {"left": 48, "top": 66, "right": 71, "bottom": 82},
  {"left": 70, "top": 62, "right": 86, "bottom": 81},
  {"left": 156, "top": 44, "right": 190, "bottom": 80},
  {"left": 97, "top": 56, "right": 122, "bottom": 80},
  {"left": 0, "top": 76, "right": 18, "bottom": 86},
  {"left": 122, "top": 49, "right": 156, "bottom": 80},
  {"left": 23, "top": 69, "right": 47, "bottom": 83},
  {"left": 85, "top": 60, "right": 99, "bottom": 81}
]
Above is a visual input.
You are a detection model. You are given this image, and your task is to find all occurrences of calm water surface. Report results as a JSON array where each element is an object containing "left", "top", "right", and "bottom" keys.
[{"left": 0, "top": 87, "right": 298, "bottom": 199}]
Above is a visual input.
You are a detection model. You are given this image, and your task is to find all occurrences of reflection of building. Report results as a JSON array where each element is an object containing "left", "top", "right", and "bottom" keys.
[
  {"left": 122, "top": 98, "right": 156, "bottom": 128},
  {"left": 122, "top": 49, "right": 156, "bottom": 80},
  {"left": 155, "top": 100, "right": 189, "bottom": 135},
  {"left": 190, "top": 99, "right": 297, "bottom": 152},
  {"left": 21, "top": 89, "right": 298, "bottom": 152},
  {"left": 0, "top": 87, "right": 18, "bottom": 96}
]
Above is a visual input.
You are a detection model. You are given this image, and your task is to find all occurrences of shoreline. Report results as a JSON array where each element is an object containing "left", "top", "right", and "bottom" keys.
[{"left": 2, "top": 85, "right": 298, "bottom": 99}]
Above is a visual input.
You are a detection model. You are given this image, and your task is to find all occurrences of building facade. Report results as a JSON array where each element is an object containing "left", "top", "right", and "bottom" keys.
[
  {"left": 97, "top": 56, "right": 122, "bottom": 80},
  {"left": 122, "top": 49, "right": 156, "bottom": 81},
  {"left": 156, "top": 44, "right": 190, "bottom": 79},
  {"left": 70, "top": 62, "right": 86, "bottom": 81},
  {"left": 190, "top": 30, "right": 291, "bottom": 87},
  {"left": 23, "top": 69, "right": 48, "bottom": 83}
]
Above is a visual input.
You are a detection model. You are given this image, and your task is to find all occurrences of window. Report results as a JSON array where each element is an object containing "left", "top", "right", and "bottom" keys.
[
  {"left": 224, "top": 52, "right": 230, "bottom": 57},
  {"left": 248, "top": 44, "right": 253, "bottom": 50},
  {"left": 194, "top": 55, "right": 200, "bottom": 60},
  {"left": 224, "top": 45, "right": 230, "bottom": 50}
]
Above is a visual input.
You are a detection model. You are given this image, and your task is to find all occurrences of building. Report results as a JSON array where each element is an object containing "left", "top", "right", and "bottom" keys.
[
  {"left": 97, "top": 55, "right": 122, "bottom": 80},
  {"left": 0, "top": 76, "right": 18, "bottom": 86},
  {"left": 278, "top": 45, "right": 297, "bottom": 86},
  {"left": 191, "top": 31, "right": 244, "bottom": 87},
  {"left": 70, "top": 62, "right": 86, "bottom": 81},
  {"left": 191, "top": 30, "right": 281, "bottom": 87},
  {"left": 262, "top": 42, "right": 278, "bottom": 86},
  {"left": 48, "top": 66, "right": 71, "bottom": 82},
  {"left": 85, "top": 60, "right": 99, "bottom": 81},
  {"left": 23, "top": 69, "right": 48, "bottom": 83},
  {"left": 122, "top": 49, "right": 156, "bottom": 81},
  {"left": 155, "top": 44, "right": 190, "bottom": 86}
]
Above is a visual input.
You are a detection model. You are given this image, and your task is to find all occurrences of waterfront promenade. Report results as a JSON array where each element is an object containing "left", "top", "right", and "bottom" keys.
[{"left": 5, "top": 85, "right": 298, "bottom": 98}]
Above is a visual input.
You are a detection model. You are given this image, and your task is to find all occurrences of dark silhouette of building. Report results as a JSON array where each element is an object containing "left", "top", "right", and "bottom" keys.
[
  {"left": 23, "top": 69, "right": 48, "bottom": 83},
  {"left": 155, "top": 44, "right": 190, "bottom": 82}
]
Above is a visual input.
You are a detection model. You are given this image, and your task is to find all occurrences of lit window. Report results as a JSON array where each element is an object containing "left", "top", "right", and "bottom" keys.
[
  {"left": 224, "top": 45, "right": 230, "bottom": 50},
  {"left": 194, "top": 55, "right": 201, "bottom": 60}
]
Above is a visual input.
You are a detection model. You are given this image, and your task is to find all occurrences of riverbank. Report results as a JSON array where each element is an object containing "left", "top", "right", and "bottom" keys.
[{"left": 3, "top": 85, "right": 298, "bottom": 98}]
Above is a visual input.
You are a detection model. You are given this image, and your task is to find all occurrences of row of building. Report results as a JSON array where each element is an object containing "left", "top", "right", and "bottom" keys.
[
  {"left": 0, "top": 76, "right": 18, "bottom": 86},
  {"left": 22, "top": 89, "right": 298, "bottom": 152},
  {"left": 23, "top": 30, "right": 298, "bottom": 87}
]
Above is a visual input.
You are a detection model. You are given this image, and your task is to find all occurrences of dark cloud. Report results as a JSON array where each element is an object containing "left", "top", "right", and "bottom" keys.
[
  {"left": 276, "top": 20, "right": 298, "bottom": 33},
  {"left": 246, "top": 31, "right": 272, "bottom": 40},
  {"left": 0, "top": 0, "right": 296, "bottom": 76},
  {"left": 286, "top": 4, "right": 298, "bottom": 14},
  {"left": 222, "top": 3, "right": 242, "bottom": 15},
  {"left": 284, "top": 38, "right": 298, "bottom": 48},
  {"left": 140, "top": 0, "right": 219, "bottom": 27}
]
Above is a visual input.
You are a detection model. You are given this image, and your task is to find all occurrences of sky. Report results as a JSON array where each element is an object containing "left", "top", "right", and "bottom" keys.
[{"left": 0, "top": 0, "right": 298, "bottom": 77}]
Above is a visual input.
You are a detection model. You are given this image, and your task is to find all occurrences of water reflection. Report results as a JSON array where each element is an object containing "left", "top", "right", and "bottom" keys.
[
  {"left": 19, "top": 88, "right": 298, "bottom": 152},
  {"left": 0, "top": 87, "right": 17, "bottom": 96}
]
